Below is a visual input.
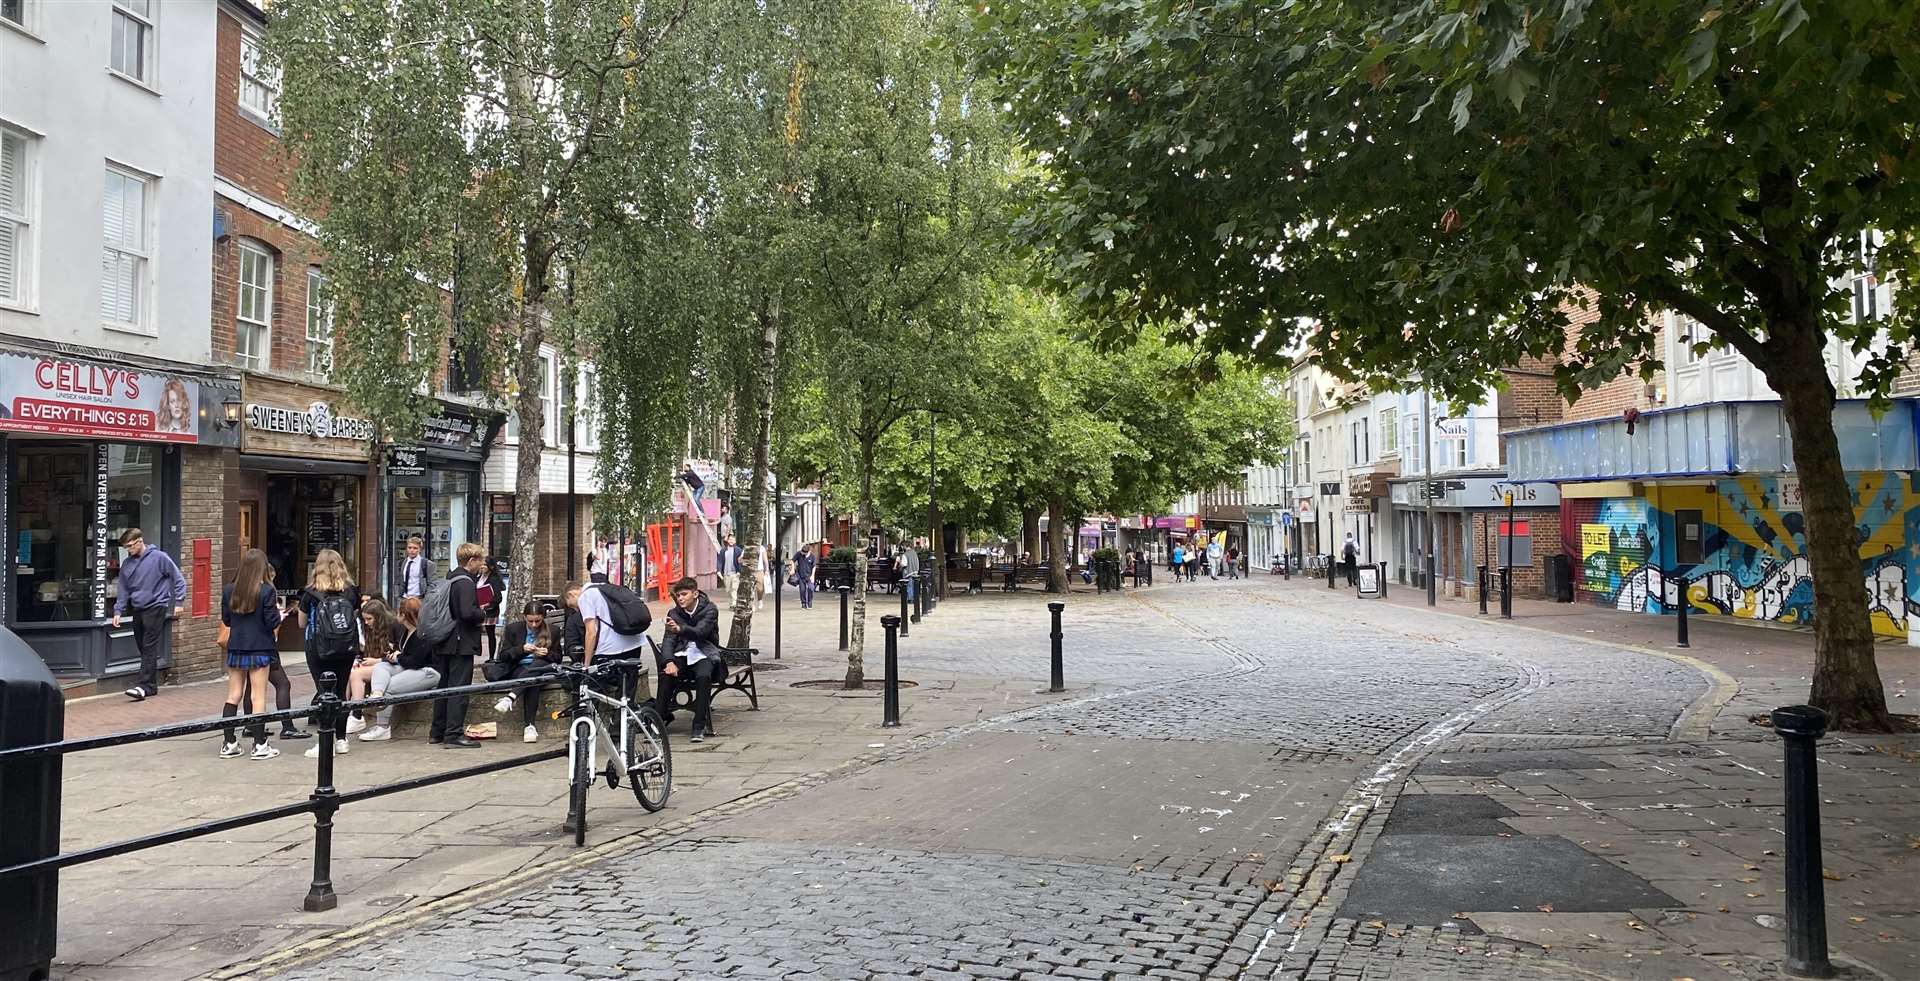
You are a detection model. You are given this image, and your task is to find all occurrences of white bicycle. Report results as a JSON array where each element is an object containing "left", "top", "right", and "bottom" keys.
[{"left": 554, "top": 658, "right": 671, "bottom": 845}]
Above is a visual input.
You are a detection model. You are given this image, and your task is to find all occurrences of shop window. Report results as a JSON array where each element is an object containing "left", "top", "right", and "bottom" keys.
[
  {"left": 105, "top": 444, "right": 165, "bottom": 611},
  {"left": 13, "top": 444, "right": 95, "bottom": 622},
  {"left": 266, "top": 474, "right": 358, "bottom": 593}
]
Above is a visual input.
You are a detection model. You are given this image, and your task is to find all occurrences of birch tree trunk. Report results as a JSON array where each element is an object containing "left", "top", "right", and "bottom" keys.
[{"left": 727, "top": 300, "right": 780, "bottom": 648}]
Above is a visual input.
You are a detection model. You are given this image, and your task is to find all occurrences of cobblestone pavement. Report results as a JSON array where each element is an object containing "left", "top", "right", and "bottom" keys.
[{"left": 218, "top": 577, "right": 1919, "bottom": 981}]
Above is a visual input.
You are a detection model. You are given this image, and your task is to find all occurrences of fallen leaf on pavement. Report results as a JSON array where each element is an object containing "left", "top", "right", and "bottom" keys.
[
  {"left": 1822, "top": 869, "right": 1844, "bottom": 881},
  {"left": 1537, "top": 904, "right": 1555, "bottom": 913},
  {"left": 1330, "top": 854, "right": 1351, "bottom": 863},
  {"left": 1850, "top": 916, "right": 1868, "bottom": 923}
]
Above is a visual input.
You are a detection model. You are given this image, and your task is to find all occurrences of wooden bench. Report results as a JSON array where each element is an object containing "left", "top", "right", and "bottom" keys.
[
  {"left": 945, "top": 564, "right": 990, "bottom": 594},
  {"left": 1000, "top": 565, "right": 1053, "bottom": 591},
  {"left": 657, "top": 643, "right": 759, "bottom": 713}
]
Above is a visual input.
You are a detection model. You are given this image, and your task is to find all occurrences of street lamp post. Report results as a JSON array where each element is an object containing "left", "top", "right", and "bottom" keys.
[{"left": 1423, "top": 386, "right": 1436, "bottom": 607}]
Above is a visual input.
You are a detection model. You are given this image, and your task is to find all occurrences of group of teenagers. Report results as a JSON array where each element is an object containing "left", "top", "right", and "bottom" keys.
[
  {"left": 201, "top": 534, "right": 729, "bottom": 761},
  {"left": 1165, "top": 539, "right": 1242, "bottom": 582}
]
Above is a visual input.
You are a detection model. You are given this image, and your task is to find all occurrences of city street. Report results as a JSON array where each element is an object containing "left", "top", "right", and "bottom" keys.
[{"left": 47, "top": 578, "right": 1919, "bottom": 981}]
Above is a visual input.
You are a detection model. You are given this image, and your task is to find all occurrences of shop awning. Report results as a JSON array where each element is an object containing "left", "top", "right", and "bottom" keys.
[{"left": 1504, "top": 399, "right": 1917, "bottom": 483}]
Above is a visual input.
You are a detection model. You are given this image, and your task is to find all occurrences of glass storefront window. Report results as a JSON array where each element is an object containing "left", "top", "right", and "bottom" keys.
[
  {"left": 106, "top": 443, "right": 166, "bottom": 615},
  {"left": 431, "top": 470, "right": 472, "bottom": 573},
  {"left": 13, "top": 443, "right": 94, "bottom": 622}
]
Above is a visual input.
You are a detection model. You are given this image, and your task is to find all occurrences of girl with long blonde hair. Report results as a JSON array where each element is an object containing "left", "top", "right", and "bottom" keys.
[{"left": 295, "top": 548, "right": 361, "bottom": 757}]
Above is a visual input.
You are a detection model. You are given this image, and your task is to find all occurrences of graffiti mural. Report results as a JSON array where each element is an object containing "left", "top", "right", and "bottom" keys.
[{"left": 1560, "top": 472, "right": 1920, "bottom": 642}]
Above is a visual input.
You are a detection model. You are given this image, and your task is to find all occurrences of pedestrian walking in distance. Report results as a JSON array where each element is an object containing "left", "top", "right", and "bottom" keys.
[
  {"left": 1171, "top": 543, "right": 1186, "bottom": 583},
  {"left": 112, "top": 527, "right": 186, "bottom": 701},
  {"left": 296, "top": 549, "right": 362, "bottom": 760},
  {"left": 1342, "top": 533, "right": 1360, "bottom": 587},
  {"left": 1206, "top": 537, "right": 1224, "bottom": 580},
  {"left": 792, "top": 543, "right": 818, "bottom": 609},
  {"left": 219, "top": 549, "right": 286, "bottom": 760},
  {"left": 717, "top": 533, "right": 744, "bottom": 606}
]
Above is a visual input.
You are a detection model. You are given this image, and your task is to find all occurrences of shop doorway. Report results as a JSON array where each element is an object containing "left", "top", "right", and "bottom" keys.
[{"left": 264, "top": 474, "right": 360, "bottom": 595}]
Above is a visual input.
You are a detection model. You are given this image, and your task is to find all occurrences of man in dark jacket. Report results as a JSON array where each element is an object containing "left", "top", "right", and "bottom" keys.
[
  {"left": 657, "top": 576, "right": 723, "bottom": 742},
  {"left": 432, "top": 542, "right": 487, "bottom": 748}
]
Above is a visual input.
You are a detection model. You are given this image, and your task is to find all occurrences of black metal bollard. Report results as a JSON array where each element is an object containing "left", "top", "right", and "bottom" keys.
[
  {"left": 772, "top": 557, "right": 783, "bottom": 660},
  {"left": 881, "top": 615, "right": 901, "bottom": 727},
  {"left": 923, "top": 570, "right": 935, "bottom": 614},
  {"left": 0, "top": 630, "right": 63, "bottom": 981},
  {"left": 1283, "top": 551, "right": 1291, "bottom": 580},
  {"left": 913, "top": 575, "right": 925, "bottom": 622},
  {"left": 838, "top": 585, "right": 851, "bottom": 652},
  {"left": 1675, "top": 574, "right": 1690, "bottom": 648},
  {"left": 1479, "top": 567, "right": 1489, "bottom": 615},
  {"left": 1772, "top": 705, "right": 1834, "bottom": 978},
  {"left": 1500, "top": 566, "right": 1513, "bottom": 619},
  {"left": 899, "top": 580, "right": 911, "bottom": 637},
  {"left": 1047, "top": 601, "right": 1065, "bottom": 692},
  {"left": 1380, "top": 562, "right": 1389, "bottom": 599},
  {"left": 1327, "top": 554, "right": 1336, "bottom": 589},
  {"left": 304, "top": 673, "right": 342, "bottom": 912}
]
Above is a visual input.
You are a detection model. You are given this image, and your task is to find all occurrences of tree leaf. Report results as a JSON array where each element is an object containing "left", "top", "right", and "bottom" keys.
[{"left": 1450, "top": 84, "right": 1474, "bottom": 133}]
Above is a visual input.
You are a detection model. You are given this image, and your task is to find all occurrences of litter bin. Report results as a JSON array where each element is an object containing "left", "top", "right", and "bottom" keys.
[{"left": 0, "top": 627, "right": 61, "bottom": 981}]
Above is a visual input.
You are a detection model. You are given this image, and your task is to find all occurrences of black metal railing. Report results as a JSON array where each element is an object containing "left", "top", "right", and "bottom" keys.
[{"left": 0, "top": 669, "right": 592, "bottom": 912}]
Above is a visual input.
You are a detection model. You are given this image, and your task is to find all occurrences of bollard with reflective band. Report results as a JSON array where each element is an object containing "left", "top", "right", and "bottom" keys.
[
  {"left": 880, "top": 615, "right": 901, "bottom": 728},
  {"left": 1047, "top": 601, "right": 1065, "bottom": 692},
  {"left": 304, "top": 673, "right": 342, "bottom": 912},
  {"left": 837, "top": 585, "right": 851, "bottom": 652},
  {"left": 1675, "top": 574, "right": 1690, "bottom": 648},
  {"left": 1773, "top": 705, "right": 1835, "bottom": 978}
]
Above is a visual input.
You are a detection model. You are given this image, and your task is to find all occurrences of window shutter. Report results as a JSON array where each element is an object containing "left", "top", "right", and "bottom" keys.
[{"left": 0, "top": 133, "right": 19, "bottom": 212}]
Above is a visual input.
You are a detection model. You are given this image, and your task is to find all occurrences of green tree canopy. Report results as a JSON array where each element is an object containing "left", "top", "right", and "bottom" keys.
[{"left": 974, "top": 0, "right": 1920, "bottom": 729}]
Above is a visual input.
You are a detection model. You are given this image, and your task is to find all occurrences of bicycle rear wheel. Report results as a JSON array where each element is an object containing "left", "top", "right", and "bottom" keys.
[{"left": 624, "top": 704, "right": 672, "bottom": 812}]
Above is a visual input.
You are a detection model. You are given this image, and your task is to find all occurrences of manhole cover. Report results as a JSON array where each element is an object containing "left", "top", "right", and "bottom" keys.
[{"left": 790, "top": 679, "right": 919, "bottom": 690}]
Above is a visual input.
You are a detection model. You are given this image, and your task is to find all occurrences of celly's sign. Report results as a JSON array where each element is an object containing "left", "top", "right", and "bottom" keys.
[{"left": 247, "top": 401, "right": 375, "bottom": 442}]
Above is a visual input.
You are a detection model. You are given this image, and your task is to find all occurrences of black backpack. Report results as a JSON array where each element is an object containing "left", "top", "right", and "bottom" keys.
[
  {"left": 313, "top": 590, "right": 358, "bottom": 656},
  {"left": 591, "top": 582, "right": 652, "bottom": 636}
]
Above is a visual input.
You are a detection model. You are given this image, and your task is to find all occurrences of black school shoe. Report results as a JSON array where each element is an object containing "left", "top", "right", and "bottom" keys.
[{"left": 280, "top": 725, "right": 312, "bottom": 740}]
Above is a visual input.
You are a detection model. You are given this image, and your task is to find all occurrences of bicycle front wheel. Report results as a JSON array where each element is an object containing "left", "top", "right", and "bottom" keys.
[
  {"left": 624, "top": 704, "right": 672, "bottom": 812},
  {"left": 570, "top": 723, "right": 591, "bottom": 846}
]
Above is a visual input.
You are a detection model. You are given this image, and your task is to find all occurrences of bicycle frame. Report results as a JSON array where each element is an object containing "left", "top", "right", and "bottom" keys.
[{"left": 565, "top": 678, "right": 634, "bottom": 792}]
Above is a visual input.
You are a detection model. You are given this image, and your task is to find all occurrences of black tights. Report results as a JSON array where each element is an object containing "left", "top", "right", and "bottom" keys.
[
  {"left": 221, "top": 702, "right": 267, "bottom": 745},
  {"left": 239, "top": 660, "right": 300, "bottom": 733}
]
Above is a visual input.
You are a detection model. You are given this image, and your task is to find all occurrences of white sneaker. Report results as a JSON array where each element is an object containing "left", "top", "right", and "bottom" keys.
[
  {"left": 336, "top": 738, "right": 350, "bottom": 756},
  {"left": 219, "top": 741, "right": 242, "bottom": 759},
  {"left": 305, "top": 742, "right": 323, "bottom": 759},
  {"left": 345, "top": 715, "right": 367, "bottom": 734},
  {"left": 523, "top": 725, "right": 538, "bottom": 743},
  {"left": 358, "top": 725, "right": 391, "bottom": 742},
  {"left": 250, "top": 743, "right": 280, "bottom": 760},
  {"left": 494, "top": 694, "right": 516, "bottom": 714}
]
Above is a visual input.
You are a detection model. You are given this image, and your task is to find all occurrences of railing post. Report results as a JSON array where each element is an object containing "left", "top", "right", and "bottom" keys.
[
  {"left": 1772, "top": 705, "right": 1834, "bottom": 978},
  {"left": 1675, "top": 573, "right": 1690, "bottom": 648},
  {"left": 837, "top": 585, "right": 851, "bottom": 652},
  {"left": 1500, "top": 566, "right": 1513, "bottom": 619},
  {"left": 881, "top": 615, "right": 901, "bottom": 728},
  {"left": 303, "top": 673, "right": 341, "bottom": 912},
  {"left": 1047, "top": 601, "right": 1065, "bottom": 693}
]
